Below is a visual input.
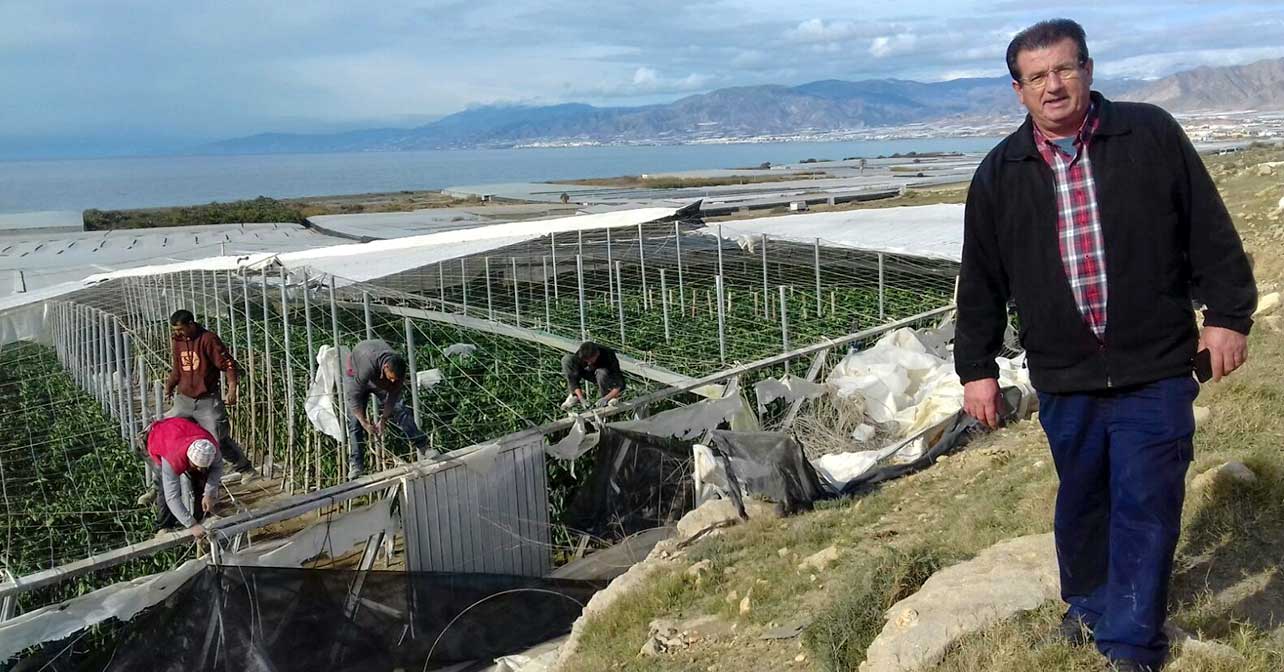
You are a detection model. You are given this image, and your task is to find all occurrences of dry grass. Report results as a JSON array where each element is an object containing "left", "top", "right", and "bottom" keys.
[{"left": 562, "top": 146, "right": 1284, "bottom": 672}]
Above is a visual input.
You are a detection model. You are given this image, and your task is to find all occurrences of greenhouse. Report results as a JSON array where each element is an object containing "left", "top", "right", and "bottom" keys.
[{"left": 0, "top": 203, "right": 1000, "bottom": 670}]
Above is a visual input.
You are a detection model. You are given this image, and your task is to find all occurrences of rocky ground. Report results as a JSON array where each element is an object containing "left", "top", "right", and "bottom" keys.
[{"left": 556, "top": 144, "right": 1284, "bottom": 672}]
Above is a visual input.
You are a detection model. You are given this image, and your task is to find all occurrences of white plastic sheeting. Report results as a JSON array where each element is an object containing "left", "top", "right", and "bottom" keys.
[
  {"left": 753, "top": 374, "right": 830, "bottom": 414},
  {"left": 826, "top": 326, "right": 1029, "bottom": 439},
  {"left": 701, "top": 203, "right": 965, "bottom": 262},
  {"left": 305, "top": 344, "right": 350, "bottom": 440},
  {"left": 274, "top": 206, "right": 681, "bottom": 284}
]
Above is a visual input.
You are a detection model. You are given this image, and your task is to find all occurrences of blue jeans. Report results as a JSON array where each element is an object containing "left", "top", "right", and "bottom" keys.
[
  {"left": 347, "top": 397, "right": 428, "bottom": 473},
  {"left": 1038, "top": 375, "right": 1198, "bottom": 667}
]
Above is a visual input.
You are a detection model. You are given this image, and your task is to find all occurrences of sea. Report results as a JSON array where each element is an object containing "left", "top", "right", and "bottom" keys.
[{"left": 0, "top": 137, "right": 1002, "bottom": 215}]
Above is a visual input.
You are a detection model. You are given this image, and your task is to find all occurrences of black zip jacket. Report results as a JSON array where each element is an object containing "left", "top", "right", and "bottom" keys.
[{"left": 955, "top": 93, "right": 1256, "bottom": 393}]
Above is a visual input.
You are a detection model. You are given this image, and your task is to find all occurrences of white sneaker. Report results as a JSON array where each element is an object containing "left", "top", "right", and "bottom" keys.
[
  {"left": 560, "top": 394, "right": 578, "bottom": 411},
  {"left": 238, "top": 469, "right": 258, "bottom": 486}
]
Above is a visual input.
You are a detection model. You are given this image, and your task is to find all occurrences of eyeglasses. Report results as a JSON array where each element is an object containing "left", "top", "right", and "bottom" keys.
[{"left": 1020, "top": 62, "right": 1084, "bottom": 90}]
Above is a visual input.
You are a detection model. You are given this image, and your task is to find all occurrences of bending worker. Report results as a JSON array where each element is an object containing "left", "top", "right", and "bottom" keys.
[
  {"left": 165, "top": 309, "right": 256, "bottom": 485},
  {"left": 560, "top": 341, "right": 625, "bottom": 410},
  {"left": 343, "top": 338, "right": 431, "bottom": 480},
  {"left": 148, "top": 416, "right": 221, "bottom": 539}
]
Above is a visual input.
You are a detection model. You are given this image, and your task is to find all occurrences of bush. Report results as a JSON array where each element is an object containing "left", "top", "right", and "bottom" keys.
[{"left": 83, "top": 197, "right": 307, "bottom": 230}]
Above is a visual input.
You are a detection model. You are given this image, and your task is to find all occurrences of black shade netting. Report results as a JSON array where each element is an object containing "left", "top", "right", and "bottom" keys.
[
  {"left": 705, "top": 430, "right": 827, "bottom": 515},
  {"left": 12, "top": 566, "right": 605, "bottom": 672},
  {"left": 565, "top": 426, "right": 696, "bottom": 541}
]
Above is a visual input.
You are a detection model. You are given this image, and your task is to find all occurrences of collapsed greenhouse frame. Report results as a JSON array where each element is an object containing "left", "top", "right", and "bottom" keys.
[{"left": 0, "top": 204, "right": 964, "bottom": 664}]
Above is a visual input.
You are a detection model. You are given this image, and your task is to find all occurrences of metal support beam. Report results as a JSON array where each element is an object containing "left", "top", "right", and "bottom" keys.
[
  {"left": 576, "top": 254, "right": 587, "bottom": 342},
  {"left": 404, "top": 317, "right": 421, "bottom": 429},
  {"left": 814, "top": 237, "right": 823, "bottom": 317},
  {"left": 715, "top": 275, "right": 726, "bottom": 364},
  {"left": 615, "top": 260, "right": 626, "bottom": 345},
  {"left": 660, "top": 268, "right": 670, "bottom": 343},
  {"left": 779, "top": 285, "right": 789, "bottom": 352}
]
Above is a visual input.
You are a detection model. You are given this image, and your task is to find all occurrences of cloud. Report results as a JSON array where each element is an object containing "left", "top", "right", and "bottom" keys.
[
  {"left": 787, "top": 18, "right": 863, "bottom": 43},
  {"left": 869, "top": 33, "right": 919, "bottom": 58}
]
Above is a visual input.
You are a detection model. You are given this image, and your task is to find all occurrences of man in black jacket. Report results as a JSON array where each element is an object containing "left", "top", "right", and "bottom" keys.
[
  {"left": 560, "top": 341, "right": 625, "bottom": 411},
  {"left": 955, "top": 19, "right": 1255, "bottom": 672}
]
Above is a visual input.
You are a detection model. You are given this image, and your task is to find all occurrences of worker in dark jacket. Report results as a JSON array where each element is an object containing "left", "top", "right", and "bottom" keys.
[
  {"left": 343, "top": 339, "right": 429, "bottom": 480},
  {"left": 147, "top": 416, "right": 222, "bottom": 539},
  {"left": 560, "top": 341, "right": 625, "bottom": 410},
  {"left": 164, "top": 309, "right": 256, "bottom": 485},
  {"left": 954, "top": 20, "right": 1256, "bottom": 672}
]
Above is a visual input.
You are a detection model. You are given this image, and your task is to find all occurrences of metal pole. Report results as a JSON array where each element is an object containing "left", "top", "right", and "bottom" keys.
[
  {"left": 97, "top": 312, "right": 108, "bottom": 409},
  {"left": 637, "top": 223, "right": 648, "bottom": 310},
  {"left": 761, "top": 234, "right": 770, "bottom": 319},
  {"left": 261, "top": 271, "right": 273, "bottom": 476},
  {"left": 438, "top": 262, "right": 446, "bottom": 309},
  {"left": 303, "top": 269, "right": 316, "bottom": 377},
  {"left": 878, "top": 252, "right": 886, "bottom": 320},
  {"left": 605, "top": 228, "right": 614, "bottom": 307},
  {"left": 660, "top": 269, "right": 671, "bottom": 343},
  {"left": 242, "top": 271, "right": 255, "bottom": 456},
  {"left": 715, "top": 275, "right": 727, "bottom": 363},
  {"left": 123, "top": 331, "right": 136, "bottom": 438},
  {"left": 510, "top": 257, "right": 521, "bottom": 325},
  {"left": 814, "top": 237, "right": 823, "bottom": 317},
  {"left": 139, "top": 355, "right": 149, "bottom": 423},
  {"left": 154, "top": 381, "right": 163, "bottom": 423},
  {"left": 328, "top": 275, "right": 349, "bottom": 471},
  {"left": 114, "top": 322, "right": 126, "bottom": 436},
  {"left": 460, "top": 258, "right": 469, "bottom": 316},
  {"left": 615, "top": 260, "right": 626, "bottom": 345},
  {"left": 363, "top": 291, "right": 373, "bottom": 340},
  {"left": 674, "top": 221, "right": 686, "bottom": 309},
  {"left": 226, "top": 271, "right": 238, "bottom": 357},
  {"left": 779, "top": 285, "right": 790, "bottom": 352},
  {"left": 404, "top": 317, "right": 421, "bottom": 429},
  {"left": 281, "top": 266, "right": 295, "bottom": 493},
  {"left": 576, "top": 255, "right": 587, "bottom": 341},
  {"left": 542, "top": 255, "right": 551, "bottom": 329},
  {"left": 716, "top": 223, "right": 724, "bottom": 278},
  {"left": 484, "top": 256, "right": 494, "bottom": 321},
  {"left": 550, "top": 232, "right": 559, "bottom": 300}
]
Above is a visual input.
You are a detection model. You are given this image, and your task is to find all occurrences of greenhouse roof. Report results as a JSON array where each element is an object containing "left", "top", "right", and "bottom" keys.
[{"left": 703, "top": 203, "right": 965, "bottom": 262}]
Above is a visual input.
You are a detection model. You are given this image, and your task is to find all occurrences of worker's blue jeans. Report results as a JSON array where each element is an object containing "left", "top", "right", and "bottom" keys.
[
  {"left": 347, "top": 398, "right": 429, "bottom": 474},
  {"left": 1037, "top": 374, "right": 1197, "bottom": 667}
]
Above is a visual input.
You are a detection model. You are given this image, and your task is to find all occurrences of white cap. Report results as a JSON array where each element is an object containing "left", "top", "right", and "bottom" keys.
[{"left": 187, "top": 439, "right": 218, "bottom": 469}]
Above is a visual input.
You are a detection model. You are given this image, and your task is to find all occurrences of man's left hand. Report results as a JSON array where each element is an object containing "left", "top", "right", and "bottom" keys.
[
  {"left": 224, "top": 389, "right": 238, "bottom": 408},
  {"left": 201, "top": 495, "right": 215, "bottom": 514},
  {"left": 1199, "top": 326, "right": 1248, "bottom": 382}
]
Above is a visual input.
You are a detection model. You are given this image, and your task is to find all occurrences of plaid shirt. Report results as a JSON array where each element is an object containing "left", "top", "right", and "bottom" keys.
[{"left": 1034, "top": 107, "right": 1107, "bottom": 340}]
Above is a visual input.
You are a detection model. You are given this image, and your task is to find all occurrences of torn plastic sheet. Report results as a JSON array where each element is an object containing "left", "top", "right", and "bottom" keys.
[
  {"left": 610, "top": 383, "right": 749, "bottom": 441},
  {"left": 460, "top": 442, "right": 502, "bottom": 476},
  {"left": 547, "top": 416, "right": 595, "bottom": 461},
  {"left": 222, "top": 494, "right": 398, "bottom": 568},
  {"left": 1, "top": 494, "right": 401, "bottom": 660},
  {"left": 753, "top": 374, "right": 831, "bottom": 414},
  {"left": 825, "top": 326, "right": 1030, "bottom": 436},
  {"left": 417, "top": 368, "right": 444, "bottom": 390},
  {"left": 0, "top": 559, "right": 206, "bottom": 662},
  {"left": 443, "top": 343, "right": 477, "bottom": 358},
  {"left": 304, "top": 344, "right": 349, "bottom": 440}
]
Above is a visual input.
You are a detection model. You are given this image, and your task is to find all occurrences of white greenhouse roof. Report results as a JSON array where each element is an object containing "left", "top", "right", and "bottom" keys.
[
  {"left": 704, "top": 203, "right": 965, "bottom": 262},
  {"left": 0, "top": 223, "right": 345, "bottom": 295}
]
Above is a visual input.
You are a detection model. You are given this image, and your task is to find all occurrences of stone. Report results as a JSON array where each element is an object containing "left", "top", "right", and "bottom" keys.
[
  {"left": 859, "top": 533, "right": 1059, "bottom": 672},
  {"left": 675, "top": 498, "right": 780, "bottom": 540},
  {"left": 686, "top": 559, "right": 712, "bottom": 577},
  {"left": 1254, "top": 291, "right": 1281, "bottom": 317},
  {"left": 739, "top": 587, "right": 754, "bottom": 615},
  {"left": 1178, "top": 638, "right": 1245, "bottom": 665},
  {"left": 1032, "top": 460, "right": 1046, "bottom": 469},
  {"left": 760, "top": 616, "right": 812, "bottom": 640},
  {"left": 1191, "top": 461, "right": 1258, "bottom": 493},
  {"left": 777, "top": 547, "right": 790, "bottom": 558},
  {"left": 798, "top": 545, "right": 841, "bottom": 572},
  {"left": 1192, "top": 405, "right": 1211, "bottom": 427},
  {"left": 795, "top": 653, "right": 807, "bottom": 662},
  {"left": 1258, "top": 163, "right": 1275, "bottom": 176},
  {"left": 725, "top": 590, "right": 739, "bottom": 605},
  {"left": 680, "top": 615, "right": 734, "bottom": 640}
]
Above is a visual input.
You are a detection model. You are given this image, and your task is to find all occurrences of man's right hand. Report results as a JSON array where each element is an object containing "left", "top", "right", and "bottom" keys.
[
  {"left": 189, "top": 523, "right": 207, "bottom": 539},
  {"left": 962, "top": 378, "right": 1003, "bottom": 429}
]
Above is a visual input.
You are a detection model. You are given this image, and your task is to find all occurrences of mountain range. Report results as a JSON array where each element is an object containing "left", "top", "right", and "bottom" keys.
[{"left": 205, "top": 58, "right": 1284, "bottom": 155}]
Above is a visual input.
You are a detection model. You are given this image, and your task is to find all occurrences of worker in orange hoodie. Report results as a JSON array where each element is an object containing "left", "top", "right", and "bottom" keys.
[{"left": 164, "top": 309, "right": 257, "bottom": 484}]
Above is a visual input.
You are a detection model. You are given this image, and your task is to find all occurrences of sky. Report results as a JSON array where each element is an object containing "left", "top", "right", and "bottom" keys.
[{"left": 2, "top": 0, "right": 1283, "bottom": 157}]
